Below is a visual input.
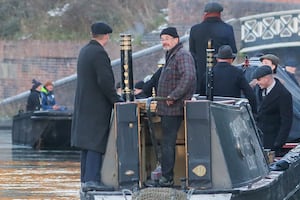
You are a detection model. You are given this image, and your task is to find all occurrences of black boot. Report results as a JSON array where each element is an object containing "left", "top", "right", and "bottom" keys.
[
  {"left": 82, "top": 181, "right": 114, "bottom": 192},
  {"left": 158, "top": 176, "right": 174, "bottom": 187}
]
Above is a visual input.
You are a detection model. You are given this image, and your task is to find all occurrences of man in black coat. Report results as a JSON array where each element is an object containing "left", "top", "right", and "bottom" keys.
[
  {"left": 142, "top": 67, "right": 162, "bottom": 97},
  {"left": 200, "top": 45, "right": 257, "bottom": 114},
  {"left": 71, "top": 22, "right": 121, "bottom": 192},
  {"left": 252, "top": 65, "right": 293, "bottom": 156},
  {"left": 189, "top": 2, "right": 237, "bottom": 93}
]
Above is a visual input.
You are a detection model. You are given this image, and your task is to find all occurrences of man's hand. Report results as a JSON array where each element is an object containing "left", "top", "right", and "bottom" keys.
[
  {"left": 166, "top": 96, "right": 174, "bottom": 106},
  {"left": 134, "top": 88, "right": 143, "bottom": 95},
  {"left": 53, "top": 105, "right": 60, "bottom": 110}
]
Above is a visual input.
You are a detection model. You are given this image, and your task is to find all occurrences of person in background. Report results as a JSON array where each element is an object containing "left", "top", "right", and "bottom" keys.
[
  {"left": 283, "top": 60, "right": 299, "bottom": 86},
  {"left": 253, "top": 54, "right": 297, "bottom": 104},
  {"left": 199, "top": 45, "right": 257, "bottom": 114},
  {"left": 251, "top": 54, "right": 281, "bottom": 106},
  {"left": 189, "top": 2, "right": 237, "bottom": 94},
  {"left": 259, "top": 53, "right": 298, "bottom": 84},
  {"left": 157, "top": 27, "right": 196, "bottom": 187},
  {"left": 134, "top": 80, "right": 147, "bottom": 99},
  {"left": 40, "top": 81, "right": 66, "bottom": 111},
  {"left": 238, "top": 53, "right": 264, "bottom": 86},
  {"left": 133, "top": 61, "right": 164, "bottom": 98},
  {"left": 26, "top": 79, "right": 42, "bottom": 111},
  {"left": 115, "top": 82, "right": 122, "bottom": 96},
  {"left": 259, "top": 54, "right": 280, "bottom": 74},
  {"left": 71, "top": 22, "right": 122, "bottom": 192},
  {"left": 252, "top": 65, "right": 293, "bottom": 156},
  {"left": 142, "top": 67, "right": 163, "bottom": 98}
]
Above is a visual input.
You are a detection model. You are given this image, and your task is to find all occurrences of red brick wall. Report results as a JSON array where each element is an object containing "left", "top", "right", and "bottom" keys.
[
  {"left": 0, "top": 40, "right": 122, "bottom": 100},
  {"left": 0, "top": 35, "right": 163, "bottom": 116},
  {"left": 2, "top": 0, "right": 300, "bottom": 100},
  {"left": 0, "top": 40, "right": 81, "bottom": 99}
]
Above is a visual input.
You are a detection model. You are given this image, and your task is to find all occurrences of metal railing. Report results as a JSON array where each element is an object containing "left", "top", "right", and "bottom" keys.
[
  {"left": 240, "top": 9, "right": 300, "bottom": 53},
  {"left": 2, "top": 9, "right": 300, "bottom": 120}
]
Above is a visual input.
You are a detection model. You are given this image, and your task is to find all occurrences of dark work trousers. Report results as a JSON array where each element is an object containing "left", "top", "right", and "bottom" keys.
[
  {"left": 81, "top": 149, "right": 102, "bottom": 183},
  {"left": 160, "top": 115, "right": 183, "bottom": 180}
]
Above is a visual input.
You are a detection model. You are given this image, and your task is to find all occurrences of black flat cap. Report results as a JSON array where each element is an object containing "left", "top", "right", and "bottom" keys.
[
  {"left": 160, "top": 27, "right": 179, "bottom": 38},
  {"left": 259, "top": 54, "right": 279, "bottom": 66},
  {"left": 285, "top": 59, "right": 297, "bottom": 67},
  {"left": 91, "top": 22, "right": 112, "bottom": 35},
  {"left": 252, "top": 65, "right": 273, "bottom": 79},
  {"left": 204, "top": 2, "right": 223, "bottom": 13},
  {"left": 215, "top": 45, "right": 236, "bottom": 59}
]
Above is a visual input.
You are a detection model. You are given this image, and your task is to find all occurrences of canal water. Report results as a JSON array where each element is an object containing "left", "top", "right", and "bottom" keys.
[{"left": 0, "top": 129, "right": 81, "bottom": 199}]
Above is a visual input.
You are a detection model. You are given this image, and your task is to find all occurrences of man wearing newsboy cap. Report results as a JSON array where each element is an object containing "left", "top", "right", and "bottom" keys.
[
  {"left": 259, "top": 53, "right": 299, "bottom": 86},
  {"left": 252, "top": 65, "right": 293, "bottom": 156},
  {"left": 71, "top": 22, "right": 122, "bottom": 192},
  {"left": 259, "top": 54, "right": 280, "bottom": 74},
  {"left": 189, "top": 2, "right": 237, "bottom": 94}
]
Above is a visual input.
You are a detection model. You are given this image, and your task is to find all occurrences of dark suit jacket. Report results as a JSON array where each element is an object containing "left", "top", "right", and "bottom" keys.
[
  {"left": 200, "top": 62, "right": 257, "bottom": 114},
  {"left": 143, "top": 67, "right": 162, "bottom": 97},
  {"left": 189, "top": 17, "right": 237, "bottom": 93},
  {"left": 256, "top": 79, "right": 293, "bottom": 150},
  {"left": 71, "top": 40, "right": 121, "bottom": 153}
]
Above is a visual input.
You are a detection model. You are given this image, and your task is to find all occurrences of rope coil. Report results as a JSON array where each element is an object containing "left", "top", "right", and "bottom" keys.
[{"left": 131, "top": 187, "right": 187, "bottom": 200}]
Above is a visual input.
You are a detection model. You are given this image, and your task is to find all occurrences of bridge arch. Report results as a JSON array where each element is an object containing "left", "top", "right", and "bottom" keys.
[{"left": 239, "top": 9, "right": 300, "bottom": 54}]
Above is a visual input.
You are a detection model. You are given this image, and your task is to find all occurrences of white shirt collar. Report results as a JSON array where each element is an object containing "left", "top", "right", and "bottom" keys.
[{"left": 265, "top": 79, "right": 276, "bottom": 95}]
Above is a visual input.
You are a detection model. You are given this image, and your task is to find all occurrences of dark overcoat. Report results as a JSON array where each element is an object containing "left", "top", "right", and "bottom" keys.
[
  {"left": 199, "top": 62, "right": 257, "bottom": 114},
  {"left": 189, "top": 17, "right": 237, "bottom": 93},
  {"left": 26, "top": 90, "right": 41, "bottom": 111},
  {"left": 71, "top": 40, "right": 120, "bottom": 153},
  {"left": 256, "top": 79, "right": 293, "bottom": 150}
]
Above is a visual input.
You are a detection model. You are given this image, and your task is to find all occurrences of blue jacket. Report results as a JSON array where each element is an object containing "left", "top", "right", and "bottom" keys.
[{"left": 41, "top": 89, "right": 56, "bottom": 110}]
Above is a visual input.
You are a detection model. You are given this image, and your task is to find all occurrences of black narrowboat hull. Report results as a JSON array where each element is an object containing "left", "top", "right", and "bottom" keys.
[{"left": 12, "top": 110, "right": 73, "bottom": 149}]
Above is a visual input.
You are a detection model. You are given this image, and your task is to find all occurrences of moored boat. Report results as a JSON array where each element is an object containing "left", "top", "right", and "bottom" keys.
[
  {"left": 80, "top": 97, "right": 300, "bottom": 200},
  {"left": 12, "top": 110, "right": 73, "bottom": 149}
]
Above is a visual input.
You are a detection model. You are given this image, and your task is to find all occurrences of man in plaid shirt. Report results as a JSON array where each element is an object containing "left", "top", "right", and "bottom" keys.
[{"left": 157, "top": 27, "right": 196, "bottom": 187}]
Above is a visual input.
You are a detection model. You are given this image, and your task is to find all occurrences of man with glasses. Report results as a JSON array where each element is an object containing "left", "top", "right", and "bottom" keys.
[{"left": 156, "top": 27, "right": 196, "bottom": 187}]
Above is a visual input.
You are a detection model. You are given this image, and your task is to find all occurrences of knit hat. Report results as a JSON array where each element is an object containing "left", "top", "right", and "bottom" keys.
[
  {"left": 252, "top": 65, "right": 273, "bottom": 79},
  {"left": 91, "top": 22, "right": 112, "bottom": 35},
  {"left": 204, "top": 2, "right": 223, "bottom": 13},
  {"left": 160, "top": 27, "right": 179, "bottom": 38},
  {"left": 31, "top": 79, "right": 42, "bottom": 90}
]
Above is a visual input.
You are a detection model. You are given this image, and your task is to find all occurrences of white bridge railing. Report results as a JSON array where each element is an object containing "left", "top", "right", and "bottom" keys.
[{"left": 240, "top": 9, "right": 300, "bottom": 53}]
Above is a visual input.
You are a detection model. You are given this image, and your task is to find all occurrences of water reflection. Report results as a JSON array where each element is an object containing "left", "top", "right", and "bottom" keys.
[{"left": 0, "top": 129, "right": 81, "bottom": 199}]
